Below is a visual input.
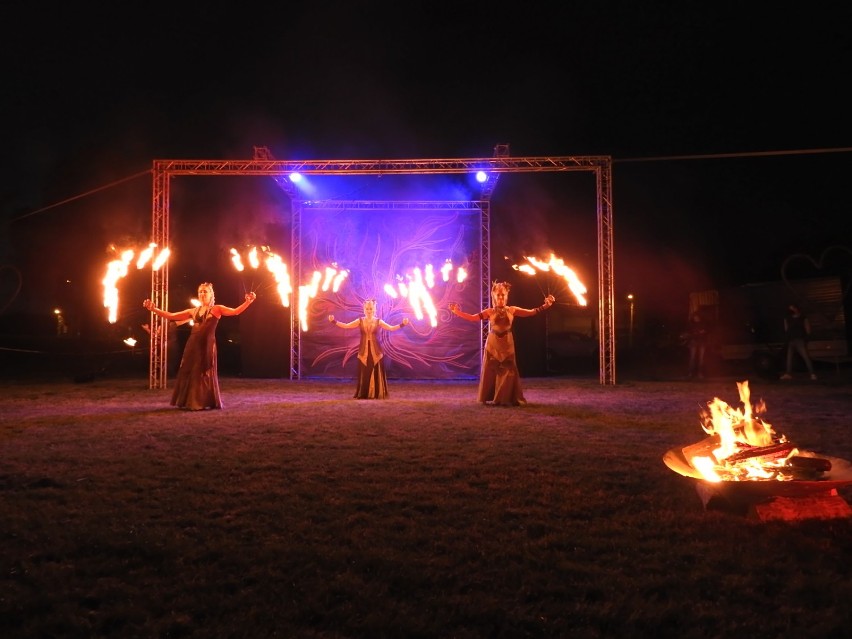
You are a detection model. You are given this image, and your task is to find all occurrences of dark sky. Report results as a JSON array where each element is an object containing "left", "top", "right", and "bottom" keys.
[{"left": 2, "top": 1, "right": 851, "bottom": 334}]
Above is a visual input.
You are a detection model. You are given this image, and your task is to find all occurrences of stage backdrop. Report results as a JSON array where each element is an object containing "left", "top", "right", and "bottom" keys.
[{"left": 298, "top": 203, "right": 482, "bottom": 380}]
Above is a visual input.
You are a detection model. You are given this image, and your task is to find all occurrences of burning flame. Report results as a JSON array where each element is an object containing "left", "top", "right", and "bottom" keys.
[
  {"left": 383, "top": 259, "right": 467, "bottom": 327},
  {"left": 136, "top": 244, "right": 156, "bottom": 269},
  {"left": 229, "top": 245, "right": 300, "bottom": 311},
  {"left": 264, "top": 253, "right": 293, "bottom": 307},
  {"left": 248, "top": 246, "right": 260, "bottom": 269},
  {"left": 102, "top": 244, "right": 169, "bottom": 324},
  {"left": 689, "top": 381, "right": 803, "bottom": 482},
  {"left": 231, "top": 246, "right": 354, "bottom": 331},
  {"left": 511, "top": 253, "right": 587, "bottom": 306},
  {"left": 229, "top": 248, "right": 470, "bottom": 329},
  {"left": 102, "top": 250, "right": 134, "bottom": 324},
  {"left": 151, "top": 248, "right": 169, "bottom": 270},
  {"left": 230, "top": 248, "right": 245, "bottom": 272}
]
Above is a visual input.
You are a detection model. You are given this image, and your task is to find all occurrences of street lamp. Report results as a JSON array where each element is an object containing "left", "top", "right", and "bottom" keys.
[
  {"left": 54, "top": 308, "right": 66, "bottom": 336},
  {"left": 627, "top": 294, "right": 635, "bottom": 348}
]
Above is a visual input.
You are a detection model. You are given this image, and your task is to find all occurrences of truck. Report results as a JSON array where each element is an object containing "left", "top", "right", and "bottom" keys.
[{"left": 688, "top": 276, "right": 850, "bottom": 376}]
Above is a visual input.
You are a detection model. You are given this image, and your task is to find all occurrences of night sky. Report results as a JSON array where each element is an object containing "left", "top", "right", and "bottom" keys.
[{"left": 2, "top": 2, "right": 851, "bottom": 340}]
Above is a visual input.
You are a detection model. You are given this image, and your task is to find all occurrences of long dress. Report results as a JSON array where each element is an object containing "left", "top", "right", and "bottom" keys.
[
  {"left": 477, "top": 307, "right": 526, "bottom": 406},
  {"left": 170, "top": 307, "right": 223, "bottom": 410},
  {"left": 354, "top": 317, "right": 390, "bottom": 399}
]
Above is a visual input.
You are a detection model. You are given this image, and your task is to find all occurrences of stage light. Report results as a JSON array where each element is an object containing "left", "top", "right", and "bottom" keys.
[
  {"left": 475, "top": 170, "right": 488, "bottom": 183},
  {"left": 287, "top": 171, "right": 318, "bottom": 196}
]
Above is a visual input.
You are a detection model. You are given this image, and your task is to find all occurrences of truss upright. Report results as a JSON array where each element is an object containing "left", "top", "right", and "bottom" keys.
[
  {"left": 149, "top": 167, "right": 170, "bottom": 389},
  {"left": 289, "top": 199, "right": 302, "bottom": 378},
  {"left": 596, "top": 163, "right": 615, "bottom": 385},
  {"left": 478, "top": 199, "right": 491, "bottom": 348}
]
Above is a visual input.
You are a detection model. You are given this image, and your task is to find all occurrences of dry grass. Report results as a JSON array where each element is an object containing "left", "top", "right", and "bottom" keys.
[{"left": 2, "top": 372, "right": 852, "bottom": 638}]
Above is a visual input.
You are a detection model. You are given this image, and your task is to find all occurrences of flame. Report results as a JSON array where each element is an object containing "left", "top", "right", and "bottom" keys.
[
  {"left": 403, "top": 267, "right": 439, "bottom": 327},
  {"left": 321, "top": 266, "right": 337, "bottom": 292},
  {"left": 440, "top": 261, "right": 453, "bottom": 282},
  {"left": 151, "top": 248, "right": 170, "bottom": 270},
  {"left": 424, "top": 264, "right": 435, "bottom": 289},
  {"left": 511, "top": 253, "right": 587, "bottom": 306},
  {"left": 381, "top": 259, "right": 465, "bottom": 326},
  {"left": 248, "top": 246, "right": 260, "bottom": 269},
  {"left": 102, "top": 244, "right": 170, "bottom": 323},
  {"left": 263, "top": 252, "right": 292, "bottom": 308},
  {"left": 179, "top": 297, "right": 201, "bottom": 326},
  {"left": 102, "top": 249, "right": 134, "bottom": 323},
  {"left": 230, "top": 248, "right": 245, "bottom": 272},
  {"left": 136, "top": 243, "right": 157, "bottom": 269},
  {"left": 513, "top": 263, "right": 536, "bottom": 275},
  {"left": 293, "top": 271, "right": 328, "bottom": 331},
  {"left": 297, "top": 284, "right": 312, "bottom": 332},
  {"left": 229, "top": 246, "right": 349, "bottom": 325},
  {"left": 689, "top": 381, "right": 800, "bottom": 482},
  {"left": 331, "top": 269, "right": 348, "bottom": 292}
]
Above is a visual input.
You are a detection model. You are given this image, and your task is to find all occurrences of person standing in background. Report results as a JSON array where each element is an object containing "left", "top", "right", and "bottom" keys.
[
  {"left": 781, "top": 303, "right": 816, "bottom": 381},
  {"left": 685, "top": 312, "right": 708, "bottom": 379}
]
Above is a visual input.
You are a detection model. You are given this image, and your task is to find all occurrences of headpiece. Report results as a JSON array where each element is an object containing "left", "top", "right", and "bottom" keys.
[{"left": 491, "top": 281, "right": 511, "bottom": 293}]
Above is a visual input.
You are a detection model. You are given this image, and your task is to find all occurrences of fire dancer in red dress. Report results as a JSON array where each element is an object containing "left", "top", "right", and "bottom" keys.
[
  {"left": 449, "top": 281, "right": 555, "bottom": 406},
  {"left": 143, "top": 283, "right": 256, "bottom": 410}
]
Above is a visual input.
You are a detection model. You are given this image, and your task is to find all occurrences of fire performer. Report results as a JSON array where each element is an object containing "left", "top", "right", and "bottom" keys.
[
  {"left": 328, "top": 298, "right": 409, "bottom": 399},
  {"left": 449, "top": 281, "right": 555, "bottom": 406},
  {"left": 143, "top": 283, "right": 256, "bottom": 410}
]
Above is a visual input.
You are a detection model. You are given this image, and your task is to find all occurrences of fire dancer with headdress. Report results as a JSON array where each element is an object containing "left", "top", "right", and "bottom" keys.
[
  {"left": 328, "top": 298, "right": 409, "bottom": 399},
  {"left": 143, "top": 283, "right": 256, "bottom": 410},
  {"left": 449, "top": 281, "right": 554, "bottom": 406}
]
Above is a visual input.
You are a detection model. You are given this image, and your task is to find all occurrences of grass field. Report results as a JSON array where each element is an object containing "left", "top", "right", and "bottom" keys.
[{"left": 2, "top": 372, "right": 852, "bottom": 638}]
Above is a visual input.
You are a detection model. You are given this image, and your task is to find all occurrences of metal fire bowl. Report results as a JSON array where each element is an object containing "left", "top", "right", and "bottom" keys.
[{"left": 663, "top": 437, "right": 852, "bottom": 500}]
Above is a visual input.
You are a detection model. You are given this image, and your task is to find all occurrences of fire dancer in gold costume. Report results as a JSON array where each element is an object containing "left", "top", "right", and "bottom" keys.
[
  {"left": 328, "top": 298, "right": 409, "bottom": 399},
  {"left": 449, "top": 281, "right": 554, "bottom": 406}
]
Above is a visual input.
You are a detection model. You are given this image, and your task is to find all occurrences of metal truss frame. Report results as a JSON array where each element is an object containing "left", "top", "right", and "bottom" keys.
[{"left": 149, "top": 153, "right": 615, "bottom": 388}]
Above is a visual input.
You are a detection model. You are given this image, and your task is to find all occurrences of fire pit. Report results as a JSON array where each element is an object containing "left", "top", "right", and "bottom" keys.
[{"left": 664, "top": 381, "right": 852, "bottom": 520}]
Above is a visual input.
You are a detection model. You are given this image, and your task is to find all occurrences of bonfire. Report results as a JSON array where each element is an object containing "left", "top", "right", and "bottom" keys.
[{"left": 684, "top": 380, "right": 831, "bottom": 483}]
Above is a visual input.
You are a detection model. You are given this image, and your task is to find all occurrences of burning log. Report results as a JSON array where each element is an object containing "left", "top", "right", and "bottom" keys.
[
  {"left": 785, "top": 455, "right": 833, "bottom": 479},
  {"left": 724, "top": 442, "right": 796, "bottom": 466}
]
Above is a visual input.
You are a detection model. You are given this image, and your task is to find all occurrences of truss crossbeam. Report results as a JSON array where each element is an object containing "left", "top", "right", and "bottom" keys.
[
  {"left": 154, "top": 157, "right": 611, "bottom": 176},
  {"left": 302, "top": 200, "right": 485, "bottom": 211}
]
